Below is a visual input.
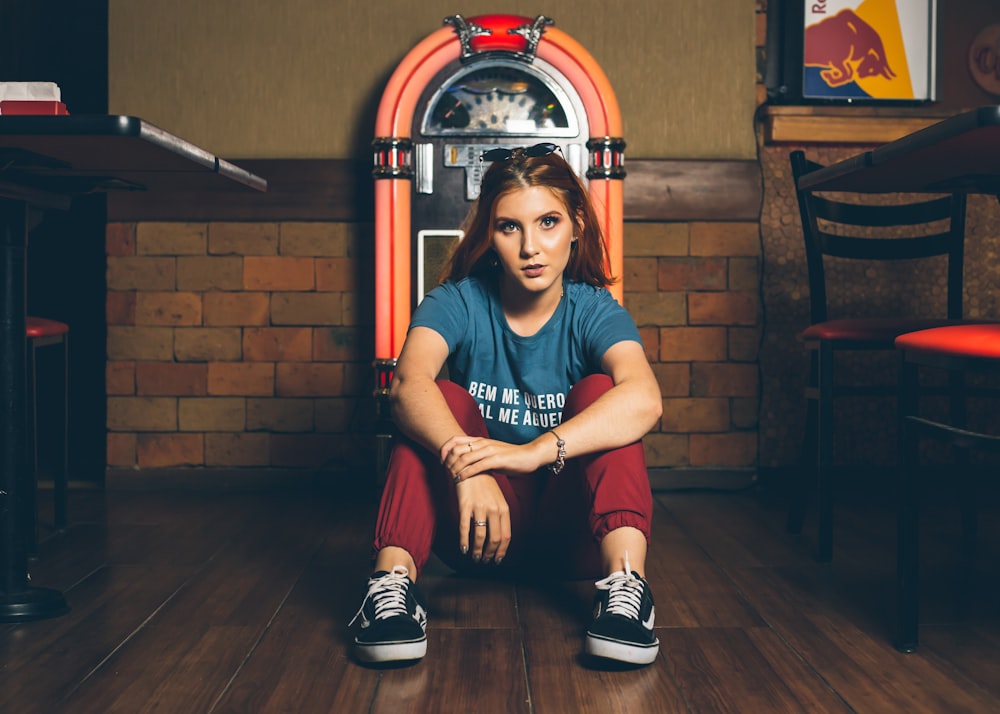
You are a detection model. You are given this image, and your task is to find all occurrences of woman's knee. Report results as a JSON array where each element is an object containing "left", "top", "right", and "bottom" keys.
[
  {"left": 564, "top": 373, "right": 613, "bottom": 415},
  {"left": 436, "top": 379, "right": 489, "bottom": 434}
]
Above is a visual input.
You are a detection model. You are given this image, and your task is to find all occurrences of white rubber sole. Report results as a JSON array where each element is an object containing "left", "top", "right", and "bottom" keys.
[
  {"left": 355, "top": 636, "right": 427, "bottom": 663},
  {"left": 585, "top": 634, "right": 659, "bottom": 665}
]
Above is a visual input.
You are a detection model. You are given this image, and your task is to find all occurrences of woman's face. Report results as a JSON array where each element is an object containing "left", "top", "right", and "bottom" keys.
[{"left": 490, "top": 185, "right": 576, "bottom": 302}]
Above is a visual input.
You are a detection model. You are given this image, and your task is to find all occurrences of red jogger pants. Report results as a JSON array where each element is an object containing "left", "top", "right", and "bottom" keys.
[{"left": 372, "top": 374, "right": 653, "bottom": 579}]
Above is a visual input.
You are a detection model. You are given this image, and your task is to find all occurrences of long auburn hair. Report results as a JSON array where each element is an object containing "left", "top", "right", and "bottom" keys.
[{"left": 441, "top": 149, "right": 616, "bottom": 287}]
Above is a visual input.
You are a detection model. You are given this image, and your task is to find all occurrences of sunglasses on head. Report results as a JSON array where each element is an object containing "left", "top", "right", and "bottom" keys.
[{"left": 479, "top": 142, "right": 561, "bottom": 163}]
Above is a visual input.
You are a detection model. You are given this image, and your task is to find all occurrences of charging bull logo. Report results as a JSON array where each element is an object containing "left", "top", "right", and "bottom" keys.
[{"left": 805, "top": 9, "right": 895, "bottom": 88}]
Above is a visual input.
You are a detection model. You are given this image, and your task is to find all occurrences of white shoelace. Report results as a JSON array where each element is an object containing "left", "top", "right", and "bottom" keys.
[
  {"left": 593, "top": 551, "right": 645, "bottom": 620},
  {"left": 349, "top": 565, "right": 412, "bottom": 626}
]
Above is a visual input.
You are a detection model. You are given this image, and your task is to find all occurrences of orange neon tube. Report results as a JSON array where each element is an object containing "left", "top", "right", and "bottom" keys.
[
  {"left": 374, "top": 27, "right": 459, "bottom": 359},
  {"left": 538, "top": 28, "right": 625, "bottom": 304}
]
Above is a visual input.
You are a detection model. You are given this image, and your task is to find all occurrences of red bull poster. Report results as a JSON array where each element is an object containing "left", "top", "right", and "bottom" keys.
[{"left": 803, "top": 0, "right": 937, "bottom": 101}]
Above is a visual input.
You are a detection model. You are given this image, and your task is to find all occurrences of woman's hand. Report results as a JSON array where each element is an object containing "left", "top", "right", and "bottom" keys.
[
  {"left": 439, "top": 435, "right": 552, "bottom": 483},
  {"left": 455, "top": 474, "right": 511, "bottom": 564},
  {"left": 439, "top": 434, "right": 555, "bottom": 566}
]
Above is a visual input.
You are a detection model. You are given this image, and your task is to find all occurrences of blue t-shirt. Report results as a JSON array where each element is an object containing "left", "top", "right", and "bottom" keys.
[{"left": 409, "top": 276, "right": 642, "bottom": 444}]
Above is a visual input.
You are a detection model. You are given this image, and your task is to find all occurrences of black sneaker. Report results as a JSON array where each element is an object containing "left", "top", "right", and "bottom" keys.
[
  {"left": 350, "top": 566, "right": 428, "bottom": 663},
  {"left": 585, "top": 555, "right": 659, "bottom": 665}
]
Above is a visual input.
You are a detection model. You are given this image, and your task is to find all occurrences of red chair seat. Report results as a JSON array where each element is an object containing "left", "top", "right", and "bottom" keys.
[
  {"left": 26, "top": 316, "right": 70, "bottom": 338},
  {"left": 895, "top": 323, "right": 1000, "bottom": 359},
  {"left": 800, "top": 318, "right": 968, "bottom": 344}
]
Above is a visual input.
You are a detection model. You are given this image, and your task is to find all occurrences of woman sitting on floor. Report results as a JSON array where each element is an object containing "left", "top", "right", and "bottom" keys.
[{"left": 350, "top": 143, "right": 663, "bottom": 666}]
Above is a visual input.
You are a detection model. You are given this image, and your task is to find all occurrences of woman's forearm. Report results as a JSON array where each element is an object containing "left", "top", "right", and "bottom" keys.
[
  {"left": 389, "top": 374, "right": 467, "bottom": 454},
  {"left": 533, "top": 376, "right": 661, "bottom": 461}
]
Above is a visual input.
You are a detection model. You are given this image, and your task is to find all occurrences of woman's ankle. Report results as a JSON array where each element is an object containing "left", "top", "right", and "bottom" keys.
[
  {"left": 600, "top": 527, "right": 647, "bottom": 577},
  {"left": 373, "top": 546, "right": 418, "bottom": 579}
]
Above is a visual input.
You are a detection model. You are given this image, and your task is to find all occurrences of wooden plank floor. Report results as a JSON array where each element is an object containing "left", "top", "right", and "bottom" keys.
[{"left": 3, "top": 482, "right": 999, "bottom": 713}]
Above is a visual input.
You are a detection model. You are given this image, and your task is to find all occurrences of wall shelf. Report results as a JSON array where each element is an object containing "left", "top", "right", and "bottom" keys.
[{"left": 761, "top": 105, "right": 965, "bottom": 145}]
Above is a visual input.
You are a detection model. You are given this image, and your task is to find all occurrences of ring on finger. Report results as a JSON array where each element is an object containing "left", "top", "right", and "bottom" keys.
[
  {"left": 468, "top": 442, "right": 474, "bottom": 453},
  {"left": 473, "top": 520, "right": 487, "bottom": 527}
]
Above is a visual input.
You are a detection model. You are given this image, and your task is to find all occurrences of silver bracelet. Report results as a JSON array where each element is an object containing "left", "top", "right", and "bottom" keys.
[{"left": 548, "top": 430, "right": 566, "bottom": 474}]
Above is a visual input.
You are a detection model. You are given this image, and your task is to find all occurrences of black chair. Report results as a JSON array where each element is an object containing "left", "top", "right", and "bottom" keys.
[{"left": 787, "top": 149, "right": 971, "bottom": 562}]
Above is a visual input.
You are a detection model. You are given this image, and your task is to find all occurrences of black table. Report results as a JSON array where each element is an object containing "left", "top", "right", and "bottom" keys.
[
  {"left": 796, "top": 104, "right": 1000, "bottom": 195},
  {"left": 0, "top": 115, "right": 266, "bottom": 622}
]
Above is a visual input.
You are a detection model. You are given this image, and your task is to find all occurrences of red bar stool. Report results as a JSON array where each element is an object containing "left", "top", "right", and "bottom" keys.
[
  {"left": 895, "top": 323, "right": 1000, "bottom": 652},
  {"left": 24, "top": 316, "right": 69, "bottom": 552}
]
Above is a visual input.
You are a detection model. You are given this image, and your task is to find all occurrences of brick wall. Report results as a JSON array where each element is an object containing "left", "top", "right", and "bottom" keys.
[
  {"left": 624, "top": 222, "right": 760, "bottom": 471},
  {"left": 105, "top": 217, "right": 762, "bottom": 481},
  {"left": 105, "top": 220, "right": 374, "bottom": 477}
]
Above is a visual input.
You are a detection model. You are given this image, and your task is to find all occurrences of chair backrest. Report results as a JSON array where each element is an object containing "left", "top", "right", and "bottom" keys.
[{"left": 790, "top": 150, "right": 967, "bottom": 325}]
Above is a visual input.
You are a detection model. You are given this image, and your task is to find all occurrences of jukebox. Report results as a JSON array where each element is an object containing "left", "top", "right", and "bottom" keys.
[{"left": 372, "top": 14, "right": 626, "bottom": 473}]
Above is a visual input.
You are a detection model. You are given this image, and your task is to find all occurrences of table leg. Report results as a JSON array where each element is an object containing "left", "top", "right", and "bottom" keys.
[{"left": 0, "top": 197, "right": 68, "bottom": 622}]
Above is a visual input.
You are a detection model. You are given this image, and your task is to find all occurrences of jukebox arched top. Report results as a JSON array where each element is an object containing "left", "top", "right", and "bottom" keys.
[{"left": 422, "top": 58, "right": 582, "bottom": 138}]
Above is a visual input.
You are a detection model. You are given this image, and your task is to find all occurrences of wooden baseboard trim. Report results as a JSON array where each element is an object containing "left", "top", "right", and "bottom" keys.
[
  {"left": 104, "top": 466, "right": 758, "bottom": 493},
  {"left": 648, "top": 467, "right": 758, "bottom": 492},
  {"left": 105, "top": 467, "right": 343, "bottom": 491}
]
